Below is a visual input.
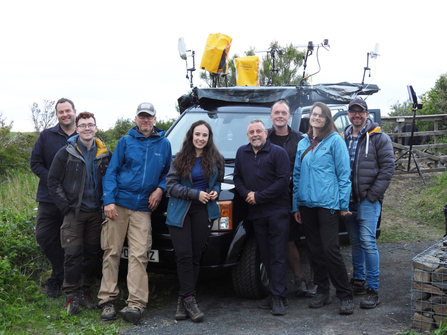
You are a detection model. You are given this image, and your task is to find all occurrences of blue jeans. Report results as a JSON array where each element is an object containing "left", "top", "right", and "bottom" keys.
[{"left": 344, "top": 199, "right": 381, "bottom": 291}]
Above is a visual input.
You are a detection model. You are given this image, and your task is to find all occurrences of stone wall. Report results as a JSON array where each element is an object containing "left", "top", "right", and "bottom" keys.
[{"left": 412, "top": 240, "right": 447, "bottom": 331}]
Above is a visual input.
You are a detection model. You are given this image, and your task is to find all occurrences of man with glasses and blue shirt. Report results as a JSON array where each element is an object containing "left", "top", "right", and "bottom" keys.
[
  {"left": 342, "top": 98, "right": 394, "bottom": 309},
  {"left": 98, "top": 102, "right": 172, "bottom": 324},
  {"left": 48, "top": 112, "right": 112, "bottom": 315}
]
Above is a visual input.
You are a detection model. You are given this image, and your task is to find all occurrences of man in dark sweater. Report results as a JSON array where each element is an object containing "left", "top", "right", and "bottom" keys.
[
  {"left": 48, "top": 112, "right": 112, "bottom": 315},
  {"left": 30, "top": 98, "right": 77, "bottom": 298},
  {"left": 234, "top": 119, "right": 291, "bottom": 316}
]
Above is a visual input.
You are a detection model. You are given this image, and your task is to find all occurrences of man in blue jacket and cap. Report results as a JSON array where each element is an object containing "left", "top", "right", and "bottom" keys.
[{"left": 98, "top": 102, "right": 172, "bottom": 324}]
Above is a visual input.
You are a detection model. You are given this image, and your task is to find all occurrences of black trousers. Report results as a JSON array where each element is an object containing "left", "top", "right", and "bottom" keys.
[
  {"left": 252, "top": 211, "right": 289, "bottom": 299},
  {"left": 61, "top": 210, "right": 103, "bottom": 296},
  {"left": 168, "top": 202, "right": 212, "bottom": 298},
  {"left": 300, "top": 206, "right": 353, "bottom": 301},
  {"left": 35, "top": 202, "right": 65, "bottom": 286}
]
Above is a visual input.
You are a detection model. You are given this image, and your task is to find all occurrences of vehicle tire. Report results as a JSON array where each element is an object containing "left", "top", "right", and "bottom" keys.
[{"left": 231, "top": 236, "right": 269, "bottom": 299}]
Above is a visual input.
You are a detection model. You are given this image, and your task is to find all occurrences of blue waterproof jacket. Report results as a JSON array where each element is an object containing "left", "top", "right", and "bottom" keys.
[
  {"left": 292, "top": 131, "right": 351, "bottom": 213},
  {"left": 165, "top": 162, "right": 221, "bottom": 228},
  {"left": 102, "top": 126, "right": 172, "bottom": 212}
]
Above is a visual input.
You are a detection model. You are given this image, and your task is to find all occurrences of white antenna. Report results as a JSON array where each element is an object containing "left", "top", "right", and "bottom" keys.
[{"left": 370, "top": 43, "right": 380, "bottom": 59}]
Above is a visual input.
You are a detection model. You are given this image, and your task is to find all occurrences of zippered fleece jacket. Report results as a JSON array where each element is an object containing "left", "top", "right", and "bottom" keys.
[
  {"left": 342, "top": 118, "right": 394, "bottom": 203},
  {"left": 48, "top": 135, "right": 112, "bottom": 217},
  {"left": 165, "top": 162, "right": 221, "bottom": 228},
  {"left": 234, "top": 139, "right": 291, "bottom": 220},
  {"left": 102, "top": 126, "right": 172, "bottom": 212},
  {"left": 292, "top": 131, "right": 351, "bottom": 213},
  {"left": 30, "top": 124, "right": 77, "bottom": 203}
]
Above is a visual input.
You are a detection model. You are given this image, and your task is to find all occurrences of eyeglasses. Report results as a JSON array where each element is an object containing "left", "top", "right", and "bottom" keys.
[
  {"left": 138, "top": 114, "right": 155, "bottom": 120},
  {"left": 311, "top": 113, "right": 326, "bottom": 119},
  {"left": 77, "top": 123, "right": 96, "bottom": 129},
  {"left": 348, "top": 110, "right": 367, "bottom": 115}
]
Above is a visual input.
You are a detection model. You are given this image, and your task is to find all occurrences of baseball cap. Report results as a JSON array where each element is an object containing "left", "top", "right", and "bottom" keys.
[
  {"left": 348, "top": 98, "right": 368, "bottom": 111},
  {"left": 136, "top": 102, "right": 156, "bottom": 116}
]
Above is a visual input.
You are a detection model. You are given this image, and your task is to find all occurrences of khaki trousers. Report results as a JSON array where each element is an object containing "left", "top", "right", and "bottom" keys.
[{"left": 97, "top": 205, "right": 152, "bottom": 311}]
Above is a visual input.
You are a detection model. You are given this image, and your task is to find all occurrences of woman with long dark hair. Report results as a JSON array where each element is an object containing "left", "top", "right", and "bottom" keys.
[
  {"left": 166, "top": 120, "right": 224, "bottom": 323},
  {"left": 292, "top": 102, "right": 354, "bottom": 315}
]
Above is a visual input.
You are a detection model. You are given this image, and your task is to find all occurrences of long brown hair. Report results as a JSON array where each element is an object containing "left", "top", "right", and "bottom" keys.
[
  {"left": 308, "top": 102, "right": 338, "bottom": 140},
  {"left": 172, "top": 120, "right": 224, "bottom": 180}
]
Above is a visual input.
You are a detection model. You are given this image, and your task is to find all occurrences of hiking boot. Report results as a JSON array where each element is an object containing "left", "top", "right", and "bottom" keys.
[
  {"left": 259, "top": 295, "right": 289, "bottom": 309},
  {"left": 120, "top": 306, "right": 142, "bottom": 325},
  {"left": 339, "top": 299, "right": 354, "bottom": 315},
  {"left": 79, "top": 290, "right": 97, "bottom": 309},
  {"left": 309, "top": 293, "right": 332, "bottom": 308},
  {"left": 271, "top": 296, "right": 286, "bottom": 316},
  {"left": 47, "top": 283, "right": 61, "bottom": 298},
  {"left": 360, "top": 288, "right": 380, "bottom": 309},
  {"left": 100, "top": 302, "right": 117, "bottom": 321},
  {"left": 294, "top": 277, "right": 308, "bottom": 297},
  {"left": 182, "top": 296, "right": 204, "bottom": 323},
  {"left": 350, "top": 278, "right": 366, "bottom": 295},
  {"left": 64, "top": 296, "right": 80, "bottom": 316},
  {"left": 306, "top": 279, "right": 317, "bottom": 297},
  {"left": 175, "top": 296, "right": 188, "bottom": 320}
]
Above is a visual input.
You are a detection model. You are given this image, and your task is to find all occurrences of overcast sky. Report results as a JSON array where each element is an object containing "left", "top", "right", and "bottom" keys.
[{"left": 0, "top": 0, "right": 445, "bottom": 132}]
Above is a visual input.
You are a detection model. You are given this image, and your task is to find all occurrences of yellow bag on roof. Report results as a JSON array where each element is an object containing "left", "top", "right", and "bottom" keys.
[
  {"left": 200, "top": 33, "right": 232, "bottom": 74},
  {"left": 235, "top": 56, "right": 260, "bottom": 86}
]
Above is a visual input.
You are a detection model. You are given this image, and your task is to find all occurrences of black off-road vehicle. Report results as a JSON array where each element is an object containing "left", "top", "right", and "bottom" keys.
[{"left": 123, "top": 83, "right": 382, "bottom": 299}]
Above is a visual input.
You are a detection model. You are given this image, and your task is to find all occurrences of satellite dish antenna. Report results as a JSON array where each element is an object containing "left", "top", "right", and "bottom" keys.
[
  {"left": 178, "top": 36, "right": 196, "bottom": 88},
  {"left": 178, "top": 37, "right": 187, "bottom": 60}
]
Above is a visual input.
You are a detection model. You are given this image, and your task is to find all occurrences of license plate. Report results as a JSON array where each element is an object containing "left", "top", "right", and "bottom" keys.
[{"left": 120, "top": 247, "right": 159, "bottom": 263}]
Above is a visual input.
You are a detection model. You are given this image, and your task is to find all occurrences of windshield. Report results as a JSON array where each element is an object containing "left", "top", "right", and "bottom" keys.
[{"left": 167, "top": 110, "right": 273, "bottom": 159}]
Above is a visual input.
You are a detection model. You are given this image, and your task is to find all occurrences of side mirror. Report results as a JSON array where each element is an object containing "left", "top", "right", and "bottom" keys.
[{"left": 178, "top": 37, "right": 187, "bottom": 60}]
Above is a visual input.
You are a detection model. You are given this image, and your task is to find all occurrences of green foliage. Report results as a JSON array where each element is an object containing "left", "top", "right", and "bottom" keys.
[
  {"left": 0, "top": 113, "right": 38, "bottom": 174},
  {"left": 259, "top": 41, "right": 304, "bottom": 86},
  {"left": 97, "top": 117, "right": 176, "bottom": 152}
]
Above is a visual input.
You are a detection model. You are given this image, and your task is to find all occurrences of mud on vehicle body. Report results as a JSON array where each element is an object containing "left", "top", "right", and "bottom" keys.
[{"left": 122, "top": 83, "right": 382, "bottom": 299}]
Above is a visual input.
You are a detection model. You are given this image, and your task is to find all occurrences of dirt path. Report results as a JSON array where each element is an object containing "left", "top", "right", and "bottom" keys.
[{"left": 120, "top": 172, "right": 445, "bottom": 335}]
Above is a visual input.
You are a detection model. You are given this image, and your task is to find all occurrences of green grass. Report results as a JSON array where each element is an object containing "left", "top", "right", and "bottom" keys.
[{"left": 380, "top": 173, "right": 447, "bottom": 243}]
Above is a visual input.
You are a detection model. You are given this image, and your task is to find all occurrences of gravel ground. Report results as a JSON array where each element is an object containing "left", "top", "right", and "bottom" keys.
[{"left": 119, "top": 240, "right": 439, "bottom": 335}]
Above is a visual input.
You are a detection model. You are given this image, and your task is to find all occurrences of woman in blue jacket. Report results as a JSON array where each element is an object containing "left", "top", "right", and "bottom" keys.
[
  {"left": 292, "top": 102, "right": 354, "bottom": 315},
  {"left": 166, "top": 120, "right": 224, "bottom": 323}
]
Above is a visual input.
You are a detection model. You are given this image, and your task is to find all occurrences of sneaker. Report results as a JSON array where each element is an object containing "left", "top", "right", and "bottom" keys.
[
  {"left": 175, "top": 296, "right": 188, "bottom": 320},
  {"left": 305, "top": 279, "right": 317, "bottom": 297},
  {"left": 64, "top": 296, "right": 80, "bottom": 316},
  {"left": 120, "top": 306, "right": 142, "bottom": 325},
  {"left": 47, "top": 283, "right": 61, "bottom": 298},
  {"left": 100, "top": 302, "right": 117, "bottom": 321},
  {"left": 271, "top": 296, "right": 286, "bottom": 316},
  {"left": 259, "top": 295, "right": 289, "bottom": 309},
  {"left": 294, "top": 277, "right": 308, "bottom": 297},
  {"left": 182, "top": 296, "right": 204, "bottom": 323},
  {"left": 309, "top": 293, "right": 332, "bottom": 308},
  {"left": 350, "top": 278, "right": 366, "bottom": 295},
  {"left": 360, "top": 288, "right": 380, "bottom": 309},
  {"left": 79, "top": 290, "right": 97, "bottom": 309},
  {"left": 339, "top": 299, "right": 354, "bottom": 315}
]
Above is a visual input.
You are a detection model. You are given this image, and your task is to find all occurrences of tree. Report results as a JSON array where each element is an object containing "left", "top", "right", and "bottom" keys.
[
  {"left": 421, "top": 73, "right": 447, "bottom": 116},
  {"left": 199, "top": 41, "right": 305, "bottom": 87},
  {"left": 0, "top": 113, "right": 38, "bottom": 173},
  {"left": 30, "top": 99, "right": 57, "bottom": 133}
]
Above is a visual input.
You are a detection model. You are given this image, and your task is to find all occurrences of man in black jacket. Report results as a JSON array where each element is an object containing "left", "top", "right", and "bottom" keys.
[
  {"left": 234, "top": 119, "right": 290, "bottom": 316},
  {"left": 30, "top": 98, "right": 77, "bottom": 298},
  {"left": 267, "top": 100, "right": 316, "bottom": 298},
  {"left": 342, "top": 98, "right": 394, "bottom": 309},
  {"left": 48, "top": 112, "right": 112, "bottom": 315}
]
